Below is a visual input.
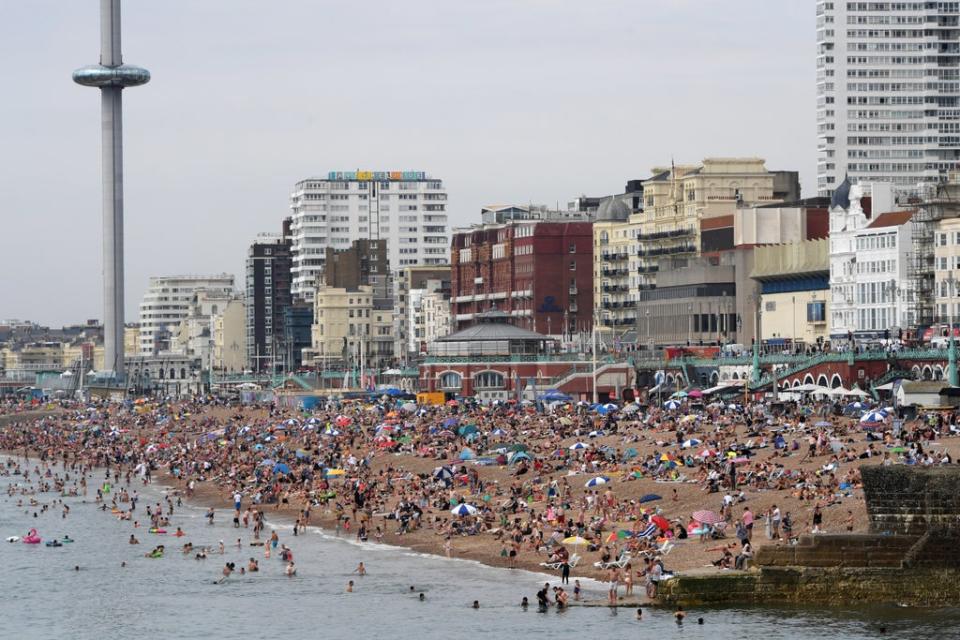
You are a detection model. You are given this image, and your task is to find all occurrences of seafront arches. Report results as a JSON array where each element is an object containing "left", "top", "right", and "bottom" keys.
[
  {"left": 804, "top": 374, "right": 815, "bottom": 385},
  {"left": 922, "top": 365, "right": 933, "bottom": 381},
  {"left": 817, "top": 374, "right": 828, "bottom": 387},
  {"left": 934, "top": 365, "right": 945, "bottom": 380},
  {"left": 830, "top": 374, "right": 842, "bottom": 388}
]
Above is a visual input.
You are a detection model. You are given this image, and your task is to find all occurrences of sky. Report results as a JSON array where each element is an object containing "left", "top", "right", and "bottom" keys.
[{"left": 0, "top": 0, "right": 814, "bottom": 327}]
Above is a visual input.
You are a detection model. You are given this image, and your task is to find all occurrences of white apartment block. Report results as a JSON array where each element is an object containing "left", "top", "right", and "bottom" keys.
[
  {"left": 816, "top": 1, "right": 960, "bottom": 199},
  {"left": 829, "top": 181, "right": 913, "bottom": 337},
  {"left": 137, "top": 275, "right": 235, "bottom": 357},
  {"left": 289, "top": 171, "right": 450, "bottom": 303}
]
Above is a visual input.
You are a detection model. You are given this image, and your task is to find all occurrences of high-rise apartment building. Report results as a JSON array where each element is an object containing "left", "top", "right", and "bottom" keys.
[
  {"left": 816, "top": 1, "right": 960, "bottom": 198},
  {"left": 246, "top": 221, "right": 294, "bottom": 373},
  {"left": 288, "top": 171, "right": 450, "bottom": 303},
  {"left": 137, "top": 274, "right": 235, "bottom": 357}
]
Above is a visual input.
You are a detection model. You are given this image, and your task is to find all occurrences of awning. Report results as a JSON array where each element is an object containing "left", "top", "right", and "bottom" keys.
[{"left": 702, "top": 381, "right": 744, "bottom": 394}]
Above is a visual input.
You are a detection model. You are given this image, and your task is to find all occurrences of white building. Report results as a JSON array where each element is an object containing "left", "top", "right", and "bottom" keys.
[
  {"left": 816, "top": 1, "right": 960, "bottom": 199},
  {"left": 137, "top": 275, "right": 235, "bottom": 357},
  {"left": 289, "top": 171, "right": 450, "bottom": 303},
  {"left": 829, "top": 180, "right": 913, "bottom": 338},
  {"left": 934, "top": 216, "right": 960, "bottom": 325},
  {"left": 421, "top": 289, "right": 452, "bottom": 347}
]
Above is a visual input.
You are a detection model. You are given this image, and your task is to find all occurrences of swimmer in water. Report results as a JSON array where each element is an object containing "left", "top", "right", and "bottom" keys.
[
  {"left": 521, "top": 597, "right": 529, "bottom": 610},
  {"left": 419, "top": 593, "right": 425, "bottom": 601},
  {"left": 354, "top": 562, "right": 366, "bottom": 576},
  {"left": 129, "top": 534, "right": 139, "bottom": 545},
  {"left": 472, "top": 601, "right": 480, "bottom": 609},
  {"left": 346, "top": 580, "right": 354, "bottom": 592},
  {"left": 636, "top": 607, "right": 643, "bottom": 620},
  {"left": 285, "top": 561, "right": 296, "bottom": 576},
  {"left": 675, "top": 606, "right": 686, "bottom": 624}
]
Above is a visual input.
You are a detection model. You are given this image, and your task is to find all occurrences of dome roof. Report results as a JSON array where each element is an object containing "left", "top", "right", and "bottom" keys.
[
  {"left": 436, "top": 311, "right": 550, "bottom": 342},
  {"left": 596, "top": 197, "right": 631, "bottom": 222},
  {"left": 831, "top": 176, "right": 851, "bottom": 210}
]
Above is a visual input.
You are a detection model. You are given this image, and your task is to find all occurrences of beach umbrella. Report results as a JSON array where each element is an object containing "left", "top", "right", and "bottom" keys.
[
  {"left": 273, "top": 463, "right": 291, "bottom": 475},
  {"left": 569, "top": 442, "right": 588, "bottom": 450},
  {"left": 325, "top": 468, "right": 346, "bottom": 477},
  {"left": 663, "top": 400, "right": 681, "bottom": 410},
  {"left": 491, "top": 428, "right": 508, "bottom": 436},
  {"left": 459, "top": 448, "right": 475, "bottom": 461},
  {"left": 687, "top": 389, "right": 703, "bottom": 399},
  {"left": 562, "top": 536, "right": 589, "bottom": 546},
  {"left": 861, "top": 410, "right": 889, "bottom": 423},
  {"left": 433, "top": 466, "right": 454, "bottom": 481},
  {"left": 845, "top": 401, "right": 868, "bottom": 412},
  {"left": 400, "top": 402, "right": 417, "bottom": 412},
  {"left": 698, "top": 449, "right": 717, "bottom": 458},
  {"left": 451, "top": 503, "right": 478, "bottom": 517},
  {"left": 443, "top": 417, "right": 459, "bottom": 428},
  {"left": 322, "top": 428, "right": 341, "bottom": 437},
  {"left": 295, "top": 449, "right": 311, "bottom": 459},
  {"left": 558, "top": 417, "right": 574, "bottom": 426},
  {"left": 651, "top": 515, "right": 671, "bottom": 531},
  {"left": 681, "top": 438, "right": 701, "bottom": 448},
  {"left": 623, "top": 447, "right": 639, "bottom": 460},
  {"left": 259, "top": 459, "right": 274, "bottom": 466},
  {"left": 691, "top": 510, "right": 723, "bottom": 525},
  {"left": 585, "top": 476, "right": 610, "bottom": 488},
  {"left": 621, "top": 403, "right": 640, "bottom": 414},
  {"left": 670, "top": 391, "right": 688, "bottom": 399},
  {"left": 639, "top": 493, "right": 662, "bottom": 504},
  {"left": 335, "top": 415, "right": 352, "bottom": 427}
]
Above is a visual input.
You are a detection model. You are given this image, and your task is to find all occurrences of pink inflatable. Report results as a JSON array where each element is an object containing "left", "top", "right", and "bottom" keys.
[{"left": 22, "top": 528, "right": 41, "bottom": 544}]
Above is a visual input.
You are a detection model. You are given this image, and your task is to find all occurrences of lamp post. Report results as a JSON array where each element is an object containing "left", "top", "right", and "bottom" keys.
[
  {"left": 948, "top": 273, "right": 958, "bottom": 386},
  {"left": 591, "top": 309, "right": 598, "bottom": 404},
  {"left": 687, "top": 303, "right": 692, "bottom": 346},
  {"left": 645, "top": 309, "right": 651, "bottom": 350}
]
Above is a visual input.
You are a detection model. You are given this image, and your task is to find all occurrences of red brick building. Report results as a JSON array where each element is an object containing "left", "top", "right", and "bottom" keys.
[{"left": 450, "top": 221, "right": 594, "bottom": 336}]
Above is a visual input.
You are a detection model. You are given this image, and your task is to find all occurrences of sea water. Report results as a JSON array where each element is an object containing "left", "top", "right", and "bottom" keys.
[{"left": 0, "top": 466, "right": 956, "bottom": 640}]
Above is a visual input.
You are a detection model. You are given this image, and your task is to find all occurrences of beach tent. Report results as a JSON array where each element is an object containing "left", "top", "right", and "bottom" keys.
[{"left": 458, "top": 448, "right": 475, "bottom": 461}]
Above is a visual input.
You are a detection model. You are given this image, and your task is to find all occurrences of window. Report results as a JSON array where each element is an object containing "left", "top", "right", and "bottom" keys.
[
  {"left": 569, "top": 243, "right": 576, "bottom": 253},
  {"left": 474, "top": 371, "right": 505, "bottom": 389},
  {"left": 439, "top": 372, "right": 462, "bottom": 390},
  {"left": 765, "top": 301, "right": 776, "bottom": 312},
  {"left": 807, "top": 301, "right": 826, "bottom": 323},
  {"left": 569, "top": 261, "right": 576, "bottom": 271}
]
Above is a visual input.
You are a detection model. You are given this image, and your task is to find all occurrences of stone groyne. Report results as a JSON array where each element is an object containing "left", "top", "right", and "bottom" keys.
[{"left": 657, "top": 466, "right": 960, "bottom": 607}]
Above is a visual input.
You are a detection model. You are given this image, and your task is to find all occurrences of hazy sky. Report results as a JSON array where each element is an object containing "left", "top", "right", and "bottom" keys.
[{"left": 0, "top": 1, "right": 813, "bottom": 327}]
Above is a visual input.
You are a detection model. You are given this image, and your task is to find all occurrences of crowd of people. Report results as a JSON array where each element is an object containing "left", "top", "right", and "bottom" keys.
[{"left": 0, "top": 390, "right": 957, "bottom": 601}]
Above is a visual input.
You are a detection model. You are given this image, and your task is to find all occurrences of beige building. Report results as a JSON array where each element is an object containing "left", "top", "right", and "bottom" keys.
[
  {"left": 934, "top": 216, "right": 960, "bottom": 325},
  {"left": 751, "top": 239, "right": 830, "bottom": 346},
  {"left": 592, "top": 159, "right": 797, "bottom": 337},
  {"left": 637, "top": 159, "right": 783, "bottom": 286},
  {"left": 212, "top": 297, "right": 247, "bottom": 374},
  {"left": 310, "top": 285, "right": 393, "bottom": 369},
  {"left": 124, "top": 325, "right": 140, "bottom": 358}
]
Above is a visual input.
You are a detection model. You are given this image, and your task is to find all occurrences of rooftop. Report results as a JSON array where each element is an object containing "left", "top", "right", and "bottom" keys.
[{"left": 866, "top": 210, "right": 914, "bottom": 229}]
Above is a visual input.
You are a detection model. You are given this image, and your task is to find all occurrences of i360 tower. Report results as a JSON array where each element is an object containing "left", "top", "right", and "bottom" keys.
[{"left": 73, "top": 0, "right": 149, "bottom": 378}]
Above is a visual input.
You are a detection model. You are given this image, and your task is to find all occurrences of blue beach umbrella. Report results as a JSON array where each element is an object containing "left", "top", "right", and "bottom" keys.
[
  {"left": 664, "top": 400, "right": 681, "bottom": 410},
  {"left": 585, "top": 476, "right": 610, "bottom": 488},
  {"left": 451, "top": 503, "right": 478, "bottom": 517}
]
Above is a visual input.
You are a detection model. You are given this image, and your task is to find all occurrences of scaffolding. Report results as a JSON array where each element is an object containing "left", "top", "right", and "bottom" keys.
[{"left": 909, "top": 177, "right": 960, "bottom": 328}]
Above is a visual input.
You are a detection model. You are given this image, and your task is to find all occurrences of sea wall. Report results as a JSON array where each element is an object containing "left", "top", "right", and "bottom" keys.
[
  {"left": 657, "top": 566, "right": 960, "bottom": 607},
  {"left": 657, "top": 466, "right": 960, "bottom": 607},
  {"left": 862, "top": 465, "right": 960, "bottom": 534}
]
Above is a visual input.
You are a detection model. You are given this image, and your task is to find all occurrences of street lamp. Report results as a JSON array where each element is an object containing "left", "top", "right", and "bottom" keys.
[
  {"left": 645, "top": 309, "right": 651, "bottom": 350},
  {"left": 687, "top": 303, "right": 692, "bottom": 346}
]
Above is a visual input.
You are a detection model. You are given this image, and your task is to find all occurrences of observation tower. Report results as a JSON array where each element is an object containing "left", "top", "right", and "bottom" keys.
[{"left": 73, "top": 0, "right": 150, "bottom": 378}]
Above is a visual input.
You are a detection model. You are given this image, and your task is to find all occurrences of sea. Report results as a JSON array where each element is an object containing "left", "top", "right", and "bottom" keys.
[{"left": 0, "top": 462, "right": 956, "bottom": 640}]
